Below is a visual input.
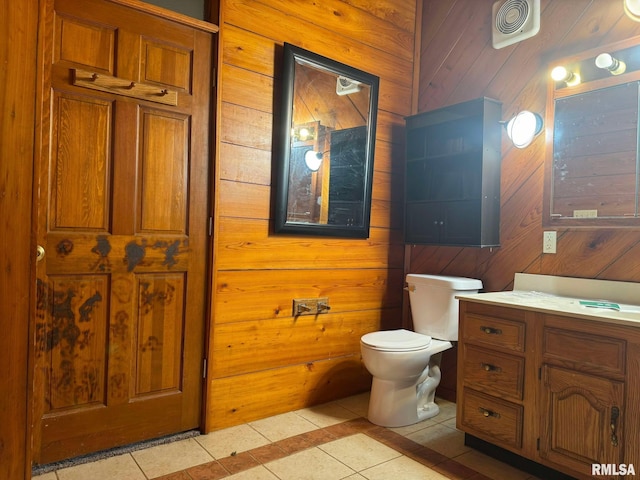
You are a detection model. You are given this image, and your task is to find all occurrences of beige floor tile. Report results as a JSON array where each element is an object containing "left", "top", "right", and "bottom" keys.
[
  {"left": 265, "top": 447, "right": 355, "bottom": 480},
  {"left": 343, "top": 475, "right": 367, "bottom": 479},
  {"left": 295, "top": 401, "right": 360, "bottom": 428},
  {"left": 56, "top": 454, "right": 145, "bottom": 480},
  {"left": 440, "top": 415, "right": 457, "bottom": 429},
  {"left": 388, "top": 417, "right": 438, "bottom": 436},
  {"left": 432, "top": 399, "right": 457, "bottom": 422},
  {"left": 32, "top": 472, "right": 58, "bottom": 480},
  {"left": 360, "top": 455, "right": 449, "bottom": 480},
  {"left": 455, "top": 449, "right": 531, "bottom": 480},
  {"left": 406, "top": 422, "right": 471, "bottom": 458},
  {"left": 319, "top": 433, "right": 400, "bottom": 471},
  {"left": 226, "top": 465, "right": 280, "bottom": 480},
  {"left": 335, "top": 392, "right": 370, "bottom": 417},
  {"left": 249, "top": 411, "right": 318, "bottom": 442},
  {"left": 195, "top": 423, "right": 270, "bottom": 459},
  {"left": 131, "top": 438, "right": 213, "bottom": 479}
]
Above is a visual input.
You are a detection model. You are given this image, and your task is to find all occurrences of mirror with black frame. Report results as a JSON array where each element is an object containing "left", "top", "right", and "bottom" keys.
[{"left": 275, "top": 43, "right": 379, "bottom": 238}]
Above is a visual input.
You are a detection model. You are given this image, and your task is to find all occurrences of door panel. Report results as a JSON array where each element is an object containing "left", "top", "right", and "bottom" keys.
[
  {"left": 54, "top": 14, "right": 116, "bottom": 73},
  {"left": 134, "top": 273, "right": 185, "bottom": 395},
  {"left": 46, "top": 276, "right": 109, "bottom": 410},
  {"left": 143, "top": 40, "right": 192, "bottom": 90},
  {"left": 51, "top": 93, "right": 112, "bottom": 231},
  {"left": 34, "top": 0, "right": 211, "bottom": 464},
  {"left": 138, "top": 109, "right": 189, "bottom": 233}
]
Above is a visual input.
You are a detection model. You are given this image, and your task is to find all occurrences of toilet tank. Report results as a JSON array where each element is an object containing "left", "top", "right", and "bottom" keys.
[{"left": 406, "top": 274, "right": 482, "bottom": 340}]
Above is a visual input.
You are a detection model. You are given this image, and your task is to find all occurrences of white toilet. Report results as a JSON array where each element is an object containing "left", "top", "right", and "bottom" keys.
[{"left": 360, "top": 274, "right": 482, "bottom": 427}]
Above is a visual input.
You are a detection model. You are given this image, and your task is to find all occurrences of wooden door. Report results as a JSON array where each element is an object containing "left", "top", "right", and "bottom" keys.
[
  {"left": 33, "top": 0, "right": 212, "bottom": 464},
  {"left": 540, "top": 365, "right": 624, "bottom": 477}
]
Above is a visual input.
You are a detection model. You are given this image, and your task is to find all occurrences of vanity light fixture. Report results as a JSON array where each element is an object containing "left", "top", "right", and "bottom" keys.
[
  {"left": 550, "top": 65, "right": 581, "bottom": 86},
  {"left": 595, "top": 53, "right": 627, "bottom": 75},
  {"left": 624, "top": 0, "right": 640, "bottom": 21},
  {"left": 503, "top": 110, "right": 544, "bottom": 149},
  {"left": 304, "top": 150, "right": 323, "bottom": 171}
]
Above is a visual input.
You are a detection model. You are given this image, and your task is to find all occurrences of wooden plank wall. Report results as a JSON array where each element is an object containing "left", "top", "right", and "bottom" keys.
[
  {"left": 206, "top": 0, "right": 418, "bottom": 430},
  {"left": 0, "top": 0, "right": 38, "bottom": 478},
  {"left": 414, "top": 0, "right": 640, "bottom": 292},
  {"left": 413, "top": 0, "right": 640, "bottom": 395}
]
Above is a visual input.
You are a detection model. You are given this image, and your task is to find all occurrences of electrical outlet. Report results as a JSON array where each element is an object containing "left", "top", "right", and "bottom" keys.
[{"left": 543, "top": 231, "right": 557, "bottom": 254}]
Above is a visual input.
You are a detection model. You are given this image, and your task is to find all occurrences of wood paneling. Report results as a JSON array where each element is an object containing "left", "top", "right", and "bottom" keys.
[
  {"left": 413, "top": 0, "right": 640, "bottom": 284},
  {"left": 412, "top": 0, "right": 640, "bottom": 395},
  {"left": 207, "top": 0, "right": 415, "bottom": 430},
  {"left": 0, "top": 0, "right": 38, "bottom": 477}
]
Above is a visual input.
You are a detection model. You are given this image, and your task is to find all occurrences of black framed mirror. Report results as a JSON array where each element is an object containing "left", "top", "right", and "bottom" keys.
[{"left": 275, "top": 43, "right": 379, "bottom": 238}]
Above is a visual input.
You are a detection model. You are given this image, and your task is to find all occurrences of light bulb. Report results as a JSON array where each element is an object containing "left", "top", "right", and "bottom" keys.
[
  {"left": 595, "top": 53, "right": 626, "bottom": 75},
  {"left": 550, "top": 65, "right": 581, "bottom": 86},
  {"left": 625, "top": 0, "right": 640, "bottom": 21}
]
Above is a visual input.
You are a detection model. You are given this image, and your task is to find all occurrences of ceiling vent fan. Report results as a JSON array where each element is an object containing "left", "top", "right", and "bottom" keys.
[
  {"left": 492, "top": 0, "right": 540, "bottom": 49},
  {"left": 336, "top": 76, "right": 361, "bottom": 96}
]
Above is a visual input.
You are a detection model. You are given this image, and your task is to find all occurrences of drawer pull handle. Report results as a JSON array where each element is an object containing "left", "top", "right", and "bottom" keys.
[
  {"left": 480, "top": 326, "right": 502, "bottom": 335},
  {"left": 478, "top": 407, "right": 501, "bottom": 419},
  {"left": 481, "top": 362, "right": 501, "bottom": 372},
  {"left": 610, "top": 406, "right": 619, "bottom": 447}
]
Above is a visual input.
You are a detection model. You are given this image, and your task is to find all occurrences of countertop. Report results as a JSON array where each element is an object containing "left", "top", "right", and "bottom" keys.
[{"left": 456, "top": 290, "right": 640, "bottom": 327}]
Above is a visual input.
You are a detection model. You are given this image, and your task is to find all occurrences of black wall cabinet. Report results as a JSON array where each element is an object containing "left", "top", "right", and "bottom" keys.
[{"left": 404, "top": 97, "right": 502, "bottom": 247}]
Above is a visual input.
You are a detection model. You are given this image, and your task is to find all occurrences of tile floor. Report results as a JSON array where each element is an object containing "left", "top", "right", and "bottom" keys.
[{"left": 33, "top": 393, "right": 542, "bottom": 480}]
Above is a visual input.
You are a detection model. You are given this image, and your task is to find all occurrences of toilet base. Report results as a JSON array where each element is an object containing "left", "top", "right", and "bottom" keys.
[{"left": 366, "top": 347, "right": 450, "bottom": 427}]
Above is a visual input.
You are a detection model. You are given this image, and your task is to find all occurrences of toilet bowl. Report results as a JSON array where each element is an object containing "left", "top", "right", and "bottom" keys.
[
  {"left": 361, "top": 329, "right": 452, "bottom": 427},
  {"left": 360, "top": 274, "right": 482, "bottom": 427}
]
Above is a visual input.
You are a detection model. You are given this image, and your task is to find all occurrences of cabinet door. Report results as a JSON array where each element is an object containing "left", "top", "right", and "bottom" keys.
[
  {"left": 540, "top": 365, "right": 624, "bottom": 477},
  {"left": 405, "top": 202, "right": 441, "bottom": 244},
  {"left": 441, "top": 200, "right": 480, "bottom": 245}
]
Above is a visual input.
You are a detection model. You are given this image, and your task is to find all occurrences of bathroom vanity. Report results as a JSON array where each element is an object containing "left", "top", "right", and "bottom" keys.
[{"left": 456, "top": 274, "right": 640, "bottom": 480}]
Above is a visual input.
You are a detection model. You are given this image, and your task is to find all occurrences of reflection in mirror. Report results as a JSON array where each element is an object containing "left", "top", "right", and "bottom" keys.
[
  {"left": 544, "top": 36, "right": 640, "bottom": 227},
  {"left": 275, "top": 43, "right": 379, "bottom": 238},
  {"left": 551, "top": 82, "right": 639, "bottom": 219}
]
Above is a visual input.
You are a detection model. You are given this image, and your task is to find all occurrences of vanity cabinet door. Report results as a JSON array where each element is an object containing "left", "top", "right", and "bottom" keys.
[{"left": 540, "top": 365, "right": 624, "bottom": 478}]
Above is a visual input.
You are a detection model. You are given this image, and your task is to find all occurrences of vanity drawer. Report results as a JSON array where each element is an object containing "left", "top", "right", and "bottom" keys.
[
  {"left": 460, "top": 388, "right": 523, "bottom": 449},
  {"left": 543, "top": 325, "right": 626, "bottom": 377},
  {"left": 462, "top": 313, "right": 526, "bottom": 352},
  {"left": 462, "top": 345, "right": 524, "bottom": 401}
]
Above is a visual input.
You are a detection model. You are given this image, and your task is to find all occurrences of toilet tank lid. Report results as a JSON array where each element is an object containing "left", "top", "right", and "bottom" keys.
[{"left": 406, "top": 274, "right": 483, "bottom": 291}]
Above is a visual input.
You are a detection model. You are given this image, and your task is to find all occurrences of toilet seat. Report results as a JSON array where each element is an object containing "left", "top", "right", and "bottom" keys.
[{"left": 361, "top": 329, "right": 432, "bottom": 352}]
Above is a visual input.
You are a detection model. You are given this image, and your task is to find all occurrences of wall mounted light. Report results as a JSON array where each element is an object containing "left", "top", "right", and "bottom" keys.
[
  {"left": 550, "top": 65, "right": 581, "bottom": 86},
  {"left": 624, "top": 0, "right": 640, "bottom": 21},
  {"left": 304, "top": 150, "right": 323, "bottom": 171},
  {"left": 595, "top": 52, "right": 627, "bottom": 75},
  {"left": 292, "top": 126, "right": 315, "bottom": 142},
  {"left": 503, "top": 110, "right": 544, "bottom": 149}
]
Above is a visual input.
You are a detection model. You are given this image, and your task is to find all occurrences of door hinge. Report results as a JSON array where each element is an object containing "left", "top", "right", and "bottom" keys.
[
  {"left": 537, "top": 438, "right": 540, "bottom": 450},
  {"left": 208, "top": 216, "right": 213, "bottom": 236},
  {"left": 203, "top": 358, "right": 207, "bottom": 379},
  {"left": 538, "top": 367, "right": 541, "bottom": 380}
]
